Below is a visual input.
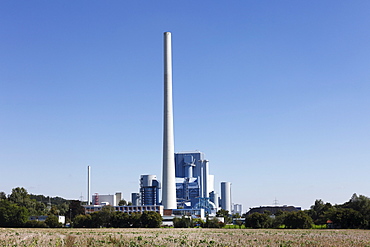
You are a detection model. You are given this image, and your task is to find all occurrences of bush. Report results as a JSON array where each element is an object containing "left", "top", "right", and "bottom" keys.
[
  {"left": 204, "top": 217, "right": 225, "bottom": 228},
  {"left": 193, "top": 218, "right": 204, "bottom": 228},
  {"left": 140, "top": 211, "right": 162, "bottom": 228},
  {"left": 283, "top": 211, "right": 313, "bottom": 229},
  {"left": 45, "top": 215, "right": 62, "bottom": 228},
  {"left": 245, "top": 213, "right": 272, "bottom": 229},
  {"left": 24, "top": 220, "right": 48, "bottom": 228},
  {"left": 173, "top": 216, "right": 192, "bottom": 228},
  {"left": 74, "top": 214, "right": 93, "bottom": 228}
]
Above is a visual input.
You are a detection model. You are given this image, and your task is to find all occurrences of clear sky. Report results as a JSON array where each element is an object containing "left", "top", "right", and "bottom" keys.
[{"left": 1, "top": 1, "right": 370, "bottom": 211}]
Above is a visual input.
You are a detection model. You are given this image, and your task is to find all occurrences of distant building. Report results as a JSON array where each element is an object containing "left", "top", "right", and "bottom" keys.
[
  {"left": 131, "top": 192, "right": 140, "bottom": 206},
  {"left": 221, "top": 182, "right": 232, "bottom": 212},
  {"left": 233, "top": 203, "right": 243, "bottom": 215},
  {"left": 209, "top": 191, "right": 219, "bottom": 209},
  {"left": 92, "top": 192, "right": 122, "bottom": 206},
  {"left": 29, "top": 215, "right": 65, "bottom": 224},
  {"left": 245, "top": 205, "right": 301, "bottom": 216},
  {"left": 140, "top": 175, "right": 161, "bottom": 205},
  {"left": 174, "top": 151, "right": 217, "bottom": 213},
  {"left": 130, "top": 150, "right": 230, "bottom": 216},
  {"left": 83, "top": 205, "right": 164, "bottom": 216}
]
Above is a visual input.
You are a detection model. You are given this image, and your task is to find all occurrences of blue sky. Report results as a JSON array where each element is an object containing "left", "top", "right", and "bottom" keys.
[{"left": 1, "top": 1, "right": 370, "bottom": 211}]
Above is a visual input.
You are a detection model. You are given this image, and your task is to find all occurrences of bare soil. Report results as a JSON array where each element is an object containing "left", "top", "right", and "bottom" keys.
[{"left": 1, "top": 228, "right": 370, "bottom": 246}]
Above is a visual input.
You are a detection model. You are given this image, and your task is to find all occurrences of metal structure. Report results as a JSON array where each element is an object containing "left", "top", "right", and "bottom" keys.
[
  {"left": 174, "top": 151, "right": 217, "bottom": 214},
  {"left": 94, "top": 193, "right": 99, "bottom": 205}
]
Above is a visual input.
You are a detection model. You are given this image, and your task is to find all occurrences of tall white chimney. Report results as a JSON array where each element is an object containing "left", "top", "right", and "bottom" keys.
[
  {"left": 87, "top": 166, "right": 91, "bottom": 205},
  {"left": 162, "top": 32, "right": 177, "bottom": 209}
]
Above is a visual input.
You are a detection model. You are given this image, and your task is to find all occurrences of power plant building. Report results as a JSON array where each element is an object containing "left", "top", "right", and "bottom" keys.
[
  {"left": 131, "top": 192, "right": 140, "bottom": 206},
  {"left": 221, "top": 182, "right": 232, "bottom": 212},
  {"left": 140, "top": 175, "right": 161, "bottom": 206},
  {"left": 174, "top": 151, "right": 215, "bottom": 209},
  {"left": 128, "top": 33, "right": 236, "bottom": 216},
  {"left": 92, "top": 192, "right": 122, "bottom": 206},
  {"left": 83, "top": 33, "right": 239, "bottom": 220}
]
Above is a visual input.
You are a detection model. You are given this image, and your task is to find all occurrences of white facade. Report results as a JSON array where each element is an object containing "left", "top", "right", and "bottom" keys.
[
  {"left": 92, "top": 192, "right": 122, "bottom": 206},
  {"left": 29, "top": 215, "right": 65, "bottom": 224}
]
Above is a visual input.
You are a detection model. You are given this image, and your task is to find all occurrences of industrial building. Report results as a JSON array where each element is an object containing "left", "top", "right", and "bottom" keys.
[
  {"left": 131, "top": 151, "right": 235, "bottom": 216},
  {"left": 84, "top": 205, "right": 164, "bottom": 216},
  {"left": 233, "top": 203, "right": 243, "bottom": 215},
  {"left": 174, "top": 151, "right": 217, "bottom": 214},
  {"left": 140, "top": 175, "right": 161, "bottom": 206},
  {"left": 221, "top": 182, "right": 232, "bottom": 212},
  {"left": 131, "top": 192, "right": 140, "bottom": 206},
  {"left": 85, "top": 32, "right": 238, "bottom": 218},
  {"left": 92, "top": 192, "right": 122, "bottom": 206}
]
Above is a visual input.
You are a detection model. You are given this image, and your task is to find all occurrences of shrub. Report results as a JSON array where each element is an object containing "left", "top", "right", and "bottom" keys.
[{"left": 24, "top": 220, "right": 48, "bottom": 228}]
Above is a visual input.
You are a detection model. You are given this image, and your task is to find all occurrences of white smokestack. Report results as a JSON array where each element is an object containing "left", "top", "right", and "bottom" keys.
[
  {"left": 162, "top": 32, "right": 177, "bottom": 209},
  {"left": 87, "top": 166, "right": 91, "bottom": 205}
]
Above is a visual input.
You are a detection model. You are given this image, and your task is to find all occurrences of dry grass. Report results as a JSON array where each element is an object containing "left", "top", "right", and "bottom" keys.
[{"left": 1, "top": 228, "right": 370, "bottom": 246}]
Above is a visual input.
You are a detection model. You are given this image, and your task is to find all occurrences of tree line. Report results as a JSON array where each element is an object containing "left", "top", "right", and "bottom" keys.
[
  {"left": 74, "top": 206, "right": 162, "bottom": 228},
  {"left": 2, "top": 187, "right": 370, "bottom": 229},
  {"left": 0, "top": 187, "right": 85, "bottom": 227},
  {"left": 244, "top": 193, "right": 370, "bottom": 229},
  {"left": 0, "top": 187, "right": 161, "bottom": 228}
]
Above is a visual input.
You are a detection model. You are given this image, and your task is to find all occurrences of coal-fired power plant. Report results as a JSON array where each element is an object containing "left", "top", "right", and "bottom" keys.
[
  {"left": 162, "top": 32, "right": 177, "bottom": 209},
  {"left": 83, "top": 32, "right": 237, "bottom": 218}
]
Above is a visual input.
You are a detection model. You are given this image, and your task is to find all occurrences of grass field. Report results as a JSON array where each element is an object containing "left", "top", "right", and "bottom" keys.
[{"left": 1, "top": 228, "right": 370, "bottom": 246}]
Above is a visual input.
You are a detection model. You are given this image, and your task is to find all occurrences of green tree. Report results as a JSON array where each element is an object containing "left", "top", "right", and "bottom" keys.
[
  {"left": 341, "top": 194, "right": 370, "bottom": 228},
  {"left": 216, "top": 209, "right": 232, "bottom": 224},
  {"left": 49, "top": 205, "right": 59, "bottom": 215},
  {"left": 0, "top": 192, "right": 6, "bottom": 200},
  {"left": 308, "top": 199, "right": 332, "bottom": 225},
  {"left": 24, "top": 220, "right": 48, "bottom": 228},
  {"left": 173, "top": 216, "right": 192, "bottom": 228},
  {"left": 283, "top": 211, "right": 313, "bottom": 229},
  {"left": 118, "top": 199, "right": 127, "bottom": 206},
  {"left": 129, "top": 213, "right": 142, "bottom": 227},
  {"left": 45, "top": 215, "right": 62, "bottom": 228},
  {"left": 90, "top": 205, "right": 114, "bottom": 227},
  {"left": 272, "top": 210, "right": 286, "bottom": 228},
  {"left": 325, "top": 207, "right": 364, "bottom": 229},
  {"left": 110, "top": 211, "right": 130, "bottom": 228},
  {"left": 57, "top": 202, "right": 69, "bottom": 216},
  {"left": 68, "top": 200, "right": 85, "bottom": 220},
  {"left": 74, "top": 214, "right": 92, "bottom": 228},
  {"left": 141, "top": 211, "right": 162, "bottom": 228},
  {"left": 8, "top": 187, "right": 30, "bottom": 207},
  {"left": 8, "top": 187, "right": 46, "bottom": 215},
  {"left": 0, "top": 200, "right": 29, "bottom": 227},
  {"left": 245, "top": 212, "right": 272, "bottom": 228},
  {"left": 204, "top": 217, "right": 225, "bottom": 228}
]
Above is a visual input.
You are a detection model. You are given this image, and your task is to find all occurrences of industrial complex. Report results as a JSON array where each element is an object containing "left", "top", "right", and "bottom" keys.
[{"left": 83, "top": 32, "right": 237, "bottom": 220}]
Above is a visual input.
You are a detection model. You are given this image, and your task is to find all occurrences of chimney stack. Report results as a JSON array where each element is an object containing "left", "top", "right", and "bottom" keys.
[{"left": 162, "top": 32, "right": 177, "bottom": 209}]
